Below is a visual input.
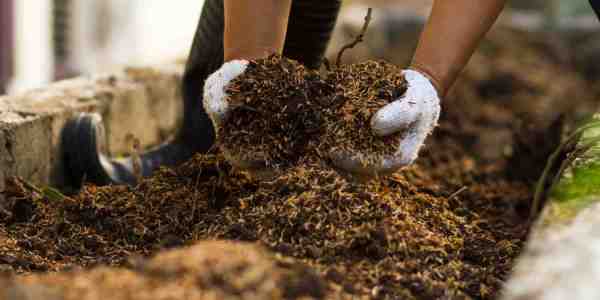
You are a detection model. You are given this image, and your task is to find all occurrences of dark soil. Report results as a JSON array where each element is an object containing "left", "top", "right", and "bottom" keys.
[
  {"left": 1, "top": 27, "right": 598, "bottom": 300},
  {"left": 220, "top": 55, "right": 406, "bottom": 169},
  {"left": 0, "top": 103, "right": 537, "bottom": 300},
  {"left": 1, "top": 141, "right": 531, "bottom": 299},
  {"left": 0, "top": 241, "right": 333, "bottom": 300}
]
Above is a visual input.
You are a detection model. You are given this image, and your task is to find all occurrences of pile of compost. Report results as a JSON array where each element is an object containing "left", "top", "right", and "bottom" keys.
[
  {"left": 1, "top": 26, "right": 597, "bottom": 300},
  {"left": 1, "top": 144, "right": 531, "bottom": 299},
  {"left": 1, "top": 241, "right": 333, "bottom": 300},
  {"left": 220, "top": 55, "right": 406, "bottom": 169}
]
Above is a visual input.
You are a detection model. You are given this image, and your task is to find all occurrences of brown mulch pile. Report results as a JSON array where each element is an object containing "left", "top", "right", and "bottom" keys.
[
  {"left": 1, "top": 27, "right": 598, "bottom": 300},
  {"left": 0, "top": 143, "right": 531, "bottom": 299},
  {"left": 0, "top": 110, "right": 534, "bottom": 300},
  {"left": 220, "top": 55, "right": 406, "bottom": 169},
  {"left": 0, "top": 241, "right": 332, "bottom": 300}
]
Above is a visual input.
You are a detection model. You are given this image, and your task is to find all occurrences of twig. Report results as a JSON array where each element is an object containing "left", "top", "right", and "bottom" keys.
[
  {"left": 20, "top": 179, "right": 43, "bottom": 194},
  {"left": 322, "top": 58, "right": 332, "bottom": 72},
  {"left": 19, "top": 178, "right": 68, "bottom": 202},
  {"left": 448, "top": 186, "right": 469, "bottom": 200},
  {"left": 336, "top": 8, "right": 373, "bottom": 67},
  {"left": 549, "top": 146, "right": 588, "bottom": 191},
  {"left": 126, "top": 133, "right": 143, "bottom": 183},
  {"left": 530, "top": 121, "right": 600, "bottom": 220}
]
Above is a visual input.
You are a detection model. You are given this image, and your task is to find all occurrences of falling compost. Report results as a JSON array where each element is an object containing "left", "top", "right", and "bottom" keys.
[{"left": 220, "top": 55, "right": 407, "bottom": 169}]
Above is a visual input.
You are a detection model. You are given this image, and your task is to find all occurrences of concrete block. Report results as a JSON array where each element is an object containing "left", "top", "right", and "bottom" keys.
[
  {"left": 0, "top": 63, "right": 184, "bottom": 189},
  {"left": 502, "top": 117, "right": 600, "bottom": 299},
  {"left": 0, "top": 112, "right": 52, "bottom": 194},
  {"left": 503, "top": 202, "right": 600, "bottom": 300},
  {"left": 106, "top": 65, "right": 183, "bottom": 154}
]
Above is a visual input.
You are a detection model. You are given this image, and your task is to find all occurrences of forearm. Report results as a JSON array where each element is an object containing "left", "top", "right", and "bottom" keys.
[
  {"left": 224, "top": 0, "right": 292, "bottom": 62},
  {"left": 410, "top": 0, "right": 507, "bottom": 97}
]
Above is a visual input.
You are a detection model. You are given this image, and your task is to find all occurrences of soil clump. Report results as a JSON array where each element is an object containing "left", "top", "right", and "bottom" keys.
[
  {"left": 220, "top": 55, "right": 406, "bottom": 169},
  {"left": 0, "top": 241, "right": 331, "bottom": 300}
]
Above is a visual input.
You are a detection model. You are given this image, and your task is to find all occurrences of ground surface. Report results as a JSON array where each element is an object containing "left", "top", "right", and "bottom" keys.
[{"left": 1, "top": 23, "right": 599, "bottom": 300}]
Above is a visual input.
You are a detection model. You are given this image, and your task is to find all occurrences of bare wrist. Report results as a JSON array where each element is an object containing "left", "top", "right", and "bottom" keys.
[
  {"left": 224, "top": 46, "right": 279, "bottom": 62},
  {"left": 407, "top": 62, "right": 446, "bottom": 98}
]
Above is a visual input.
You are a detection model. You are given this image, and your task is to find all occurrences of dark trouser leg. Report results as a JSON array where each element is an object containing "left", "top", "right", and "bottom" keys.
[
  {"left": 591, "top": 0, "right": 600, "bottom": 20},
  {"left": 178, "top": 0, "right": 225, "bottom": 151},
  {"left": 181, "top": 0, "right": 342, "bottom": 152},
  {"left": 284, "top": 0, "right": 342, "bottom": 69},
  {"left": 62, "top": 0, "right": 225, "bottom": 187}
]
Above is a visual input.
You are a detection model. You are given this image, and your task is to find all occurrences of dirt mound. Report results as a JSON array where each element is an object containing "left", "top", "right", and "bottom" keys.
[
  {"left": 2, "top": 26, "right": 597, "bottom": 300},
  {"left": 0, "top": 240, "right": 332, "bottom": 300},
  {"left": 0, "top": 136, "right": 532, "bottom": 299}
]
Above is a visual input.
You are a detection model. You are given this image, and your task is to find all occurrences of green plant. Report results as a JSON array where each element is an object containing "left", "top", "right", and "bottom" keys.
[{"left": 531, "top": 120, "right": 600, "bottom": 220}]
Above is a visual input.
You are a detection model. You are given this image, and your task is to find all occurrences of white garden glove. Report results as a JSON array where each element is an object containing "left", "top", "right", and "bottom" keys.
[
  {"left": 204, "top": 59, "right": 270, "bottom": 172},
  {"left": 331, "top": 69, "right": 441, "bottom": 176},
  {"left": 204, "top": 59, "right": 249, "bottom": 129}
]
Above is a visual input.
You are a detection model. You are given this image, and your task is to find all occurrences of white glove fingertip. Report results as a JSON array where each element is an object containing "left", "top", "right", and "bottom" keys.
[
  {"left": 203, "top": 59, "right": 249, "bottom": 124},
  {"left": 398, "top": 144, "right": 420, "bottom": 165},
  {"left": 396, "top": 128, "right": 428, "bottom": 165},
  {"left": 203, "top": 82, "right": 228, "bottom": 123},
  {"left": 371, "top": 100, "right": 421, "bottom": 136}
]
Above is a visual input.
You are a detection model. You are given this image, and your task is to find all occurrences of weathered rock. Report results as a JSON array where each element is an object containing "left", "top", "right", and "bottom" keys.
[
  {"left": 0, "top": 64, "right": 183, "bottom": 190},
  {"left": 503, "top": 202, "right": 600, "bottom": 300}
]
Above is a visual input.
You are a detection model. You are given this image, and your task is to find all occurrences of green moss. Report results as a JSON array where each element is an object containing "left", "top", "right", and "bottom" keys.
[
  {"left": 543, "top": 196, "right": 600, "bottom": 225},
  {"left": 553, "top": 161, "right": 600, "bottom": 201},
  {"left": 544, "top": 136, "right": 600, "bottom": 225}
]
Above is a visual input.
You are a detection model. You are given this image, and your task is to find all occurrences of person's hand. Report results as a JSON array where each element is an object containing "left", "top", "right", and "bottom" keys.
[
  {"left": 204, "top": 59, "right": 270, "bottom": 172},
  {"left": 331, "top": 69, "right": 441, "bottom": 176},
  {"left": 204, "top": 59, "right": 249, "bottom": 129}
]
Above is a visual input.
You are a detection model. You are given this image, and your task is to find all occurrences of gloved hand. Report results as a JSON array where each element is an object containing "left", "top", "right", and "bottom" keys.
[
  {"left": 204, "top": 59, "right": 249, "bottom": 128},
  {"left": 204, "top": 59, "right": 270, "bottom": 172},
  {"left": 331, "top": 69, "right": 441, "bottom": 176}
]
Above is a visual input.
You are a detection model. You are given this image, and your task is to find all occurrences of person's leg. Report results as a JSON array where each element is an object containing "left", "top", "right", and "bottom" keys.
[
  {"left": 283, "top": 0, "right": 342, "bottom": 69},
  {"left": 62, "top": 0, "right": 227, "bottom": 187},
  {"left": 178, "top": 0, "right": 226, "bottom": 152},
  {"left": 63, "top": 0, "right": 343, "bottom": 187},
  {"left": 590, "top": 0, "right": 600, "bottom": 20},
  {"left": 223, "top": 0, "right": 291, "bottom": 61},
  {"left": 183, "top": 0, "right": 342, "bottom": 151}
]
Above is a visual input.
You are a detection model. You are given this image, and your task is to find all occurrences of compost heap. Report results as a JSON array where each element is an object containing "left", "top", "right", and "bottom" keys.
[{"left": 1, "top": 28, "right": 597, "bottom": 299}]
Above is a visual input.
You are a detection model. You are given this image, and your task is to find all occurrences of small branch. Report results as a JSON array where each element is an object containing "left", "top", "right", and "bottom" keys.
[
  {"left": 19, "top": 178, "right": 68, "bottom": 202},
  {"left": 126, "top": 133, "right": 143, "bottom": 183},
  {"left": 336, "top": 8, "right": 373, "bottom": 68},
  {"left": 448, "top": 186, "right": 469, "bottom": 200},
  {"left": 20, "top": 179, "right": 43, "bottom": 194},
  {"left": 322, "top": 58, "right": 332, "bottom": 72},
  {"left": 530, "top": 120, "right": 600, "bottom": 221}
]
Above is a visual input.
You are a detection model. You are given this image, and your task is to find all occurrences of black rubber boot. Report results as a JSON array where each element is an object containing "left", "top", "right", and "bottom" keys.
[
  {"left": 591, "top": 0, "right": 600, "bottom": 21},
  {"left": 62, "top": 0, "right": 341, "bottom": 188}
]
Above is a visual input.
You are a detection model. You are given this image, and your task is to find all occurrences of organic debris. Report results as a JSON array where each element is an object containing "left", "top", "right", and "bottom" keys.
[
  {"left": 1, "top": 122, "right": 532, "bottom": 299},
  {"left": 2, "top": 22, "right": 598, "bottom": 300},
  {"left": 0, "top": 241, "right": 332, "bottom": 300},
  {"left": 336, "top": 7, "right": 373, "bottom": 67},
  {"left": 220, "top": 55, "right": 406, "bottom": 169},
  {"left": 219, "top": 55, "right": 331, "bottom": 168},
  {"left": 321, "top": 61, "right": 407, "bottom": 162}
]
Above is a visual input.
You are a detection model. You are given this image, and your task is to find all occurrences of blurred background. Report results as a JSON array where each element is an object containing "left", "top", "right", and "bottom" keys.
[
  {"left": 0, "top": 0, "right": 597, "bottom": 95},
  {"left": 0, "top": 0, "right": 203, "bottom": 95}
]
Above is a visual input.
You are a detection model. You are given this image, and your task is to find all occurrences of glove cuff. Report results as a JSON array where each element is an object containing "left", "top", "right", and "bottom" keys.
[
  {"left": 203, "top": 60, "right": 249, "bottom": 126},
  {"left": 406, "top": 64, "right": 444, "bottom": 99}
]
